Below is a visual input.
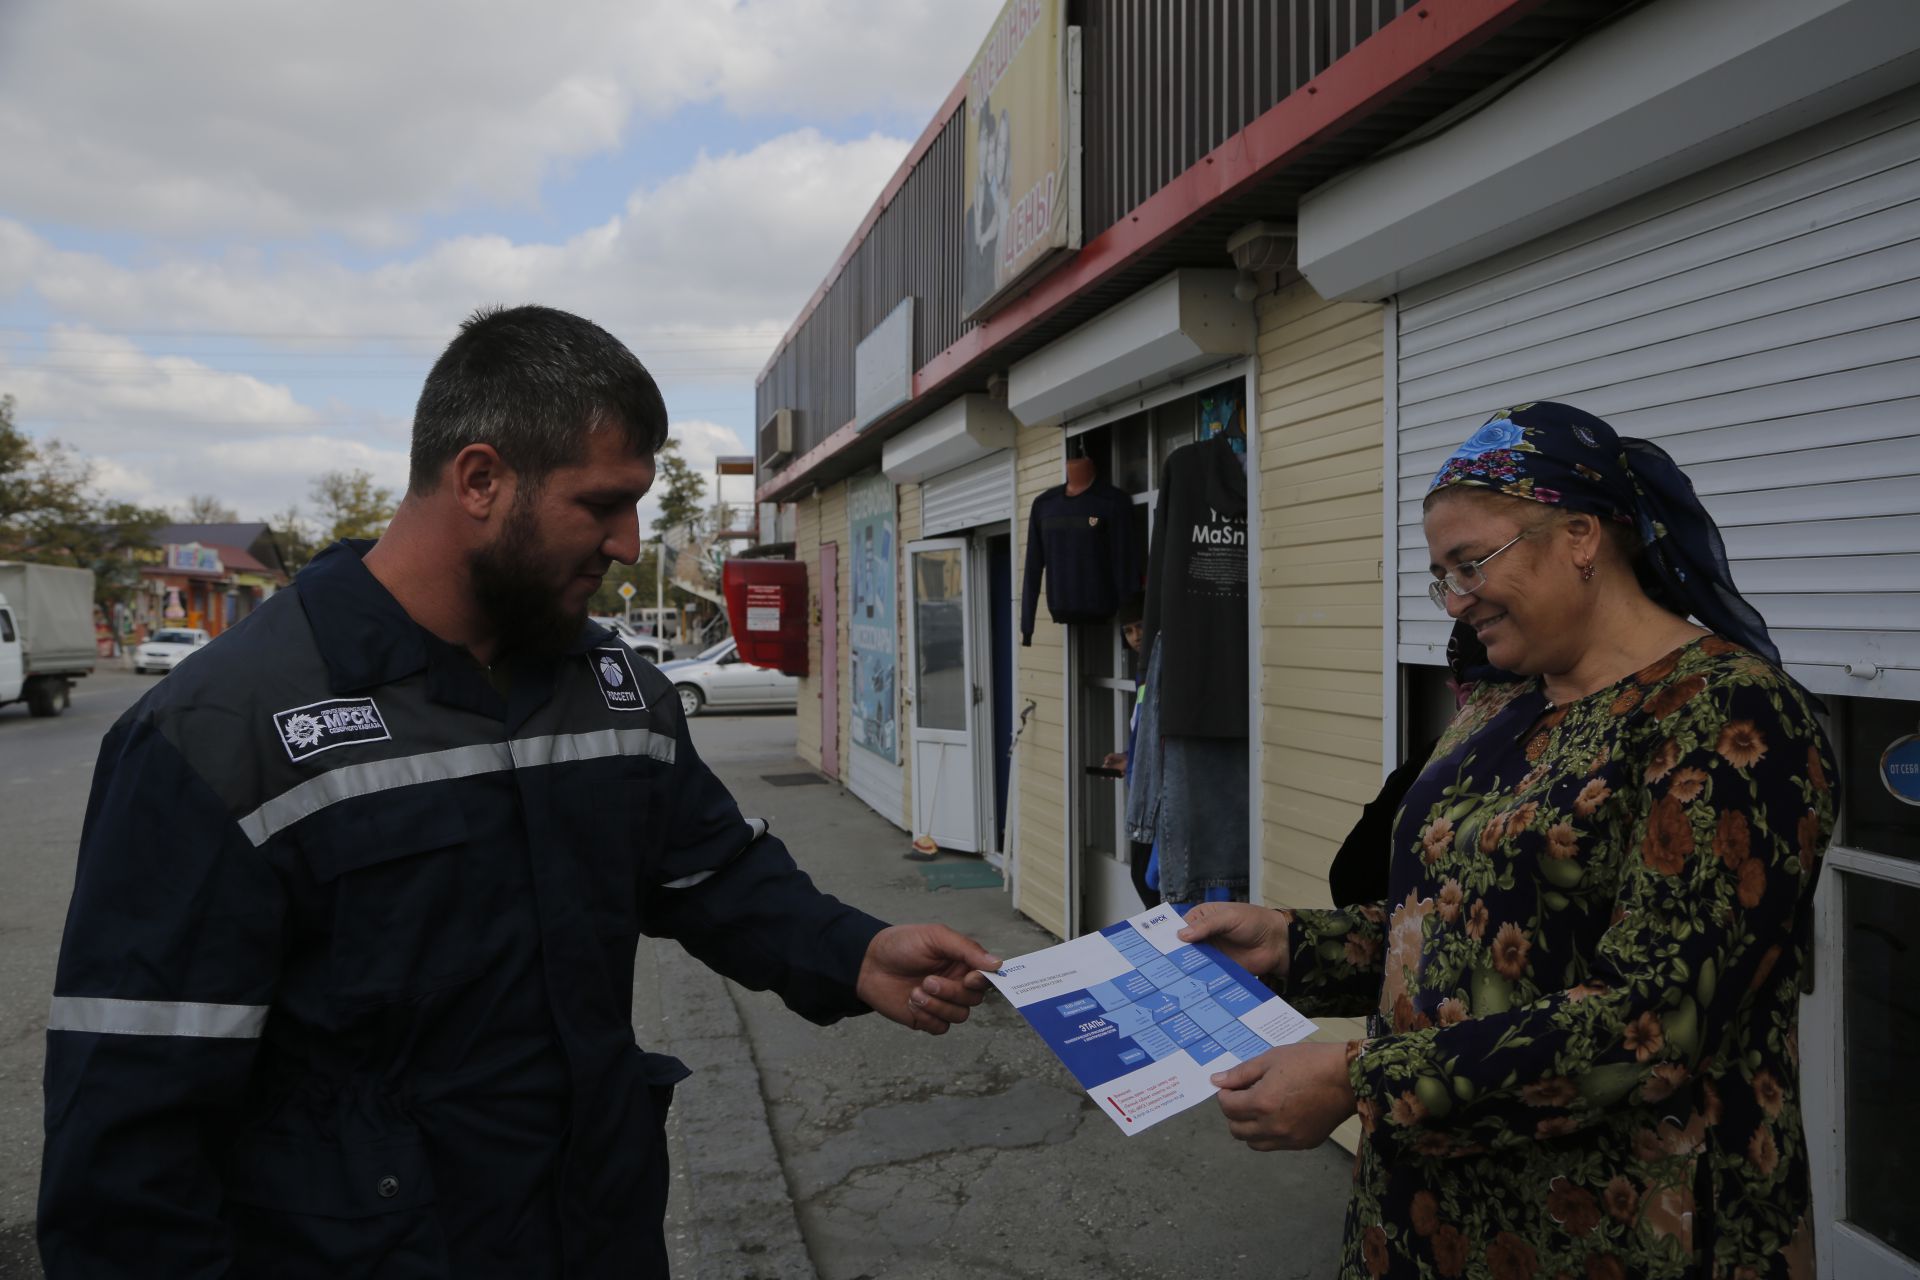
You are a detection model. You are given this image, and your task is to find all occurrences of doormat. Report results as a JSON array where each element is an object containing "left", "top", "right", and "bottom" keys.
[
  {"left": 760, "top": 773, "right": 830, "bottom": 787},
  {"left": 917, "top": 862, "right": 1004, "bottom": 891}
]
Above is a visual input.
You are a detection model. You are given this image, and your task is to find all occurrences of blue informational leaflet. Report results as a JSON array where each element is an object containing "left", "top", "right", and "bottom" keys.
[{"left": 984, "top": 904, "right": 1316, "bottom": 1134}]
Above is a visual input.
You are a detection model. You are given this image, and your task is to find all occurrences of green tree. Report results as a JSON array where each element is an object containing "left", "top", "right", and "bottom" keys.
[
  {"left": 180, "top": 494, "right": 238, "bottom": 523},
  {"left": 311, "top": 468, "right": 397, "bottom": 543},
  {"left": 649, "top": 439, "right": 706, "bottom": 540},
  {"left": 267, "top": 504, "right": 320, "bottom": 576},
  {"left": 0, "top": 394, "right": 168, "bottom": 606}
]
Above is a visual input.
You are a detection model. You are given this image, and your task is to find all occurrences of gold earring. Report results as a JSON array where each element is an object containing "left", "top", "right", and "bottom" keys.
[{"left": 1579, "top": 563, "right": 1596, "bottom": 582}]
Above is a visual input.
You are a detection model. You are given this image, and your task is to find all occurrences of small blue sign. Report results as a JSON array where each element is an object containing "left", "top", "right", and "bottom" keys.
[{"left": 1881, "top": 734, "right": 1920, "bottom": 807}]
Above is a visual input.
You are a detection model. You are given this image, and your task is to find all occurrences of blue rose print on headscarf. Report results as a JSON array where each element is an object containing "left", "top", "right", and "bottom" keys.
[{"left": 1455, "top": 415, "right": 1525, "bottom": 458}]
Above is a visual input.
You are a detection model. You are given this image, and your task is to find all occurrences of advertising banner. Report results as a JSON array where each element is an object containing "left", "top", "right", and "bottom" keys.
[
  {"left": 962, "top": 0, "right": 1078, "bottom": 319},
  {"left": 164, "top": 543, "right": 224, "bottom": 574},
  {"left": 847, "top": 474, "right": 898, "bottom": 763}
]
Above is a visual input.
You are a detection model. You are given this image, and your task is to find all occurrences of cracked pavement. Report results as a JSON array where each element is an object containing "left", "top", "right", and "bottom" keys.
[
  {"left": 637, "top": 715, "right": 1351, "bottom": 1280},
  {"left": 0, "top": 682, "right": 1349, "bottom": 1279}
]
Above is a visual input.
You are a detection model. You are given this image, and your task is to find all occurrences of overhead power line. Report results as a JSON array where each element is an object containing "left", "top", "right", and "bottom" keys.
[{"left": 0, "top": 325, "right": 788, "bottom": 344}]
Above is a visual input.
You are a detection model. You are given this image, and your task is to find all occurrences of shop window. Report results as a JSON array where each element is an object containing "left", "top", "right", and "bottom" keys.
[
  {"left": 1841, "top": 869, "right": 1920, "bottom": 1265},
  {"left": 1066, "top": 393, "right": 1205, "bottom": 928},
  {"left": 1808, "top": 692, "right": 1920, "bottom": 1270},
  {"left": 1837, "top": 694, "right": 1920, "bottom": 864},
  {"left": 1111, "top": 412, "right": 1150, "bottom": 494}
]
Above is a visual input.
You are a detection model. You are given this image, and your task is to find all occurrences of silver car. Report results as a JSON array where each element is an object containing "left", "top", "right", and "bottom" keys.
[
  {"left": 589, "top": 615, "right": 675, "bottom": 664},
  {"left": 656, "top": 638, "right": 798, "bottom": 718}
]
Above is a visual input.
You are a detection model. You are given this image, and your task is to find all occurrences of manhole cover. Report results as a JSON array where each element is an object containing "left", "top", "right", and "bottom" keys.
[{"left": 761, "top": 772, "right": 830, "bottom": 787}]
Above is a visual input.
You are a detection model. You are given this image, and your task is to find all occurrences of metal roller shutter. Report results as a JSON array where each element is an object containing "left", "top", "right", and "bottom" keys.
[
  {"left": 1393, "top": 87, "right": 1920, "bottom": 701},
  {"left": 920, "top": 451, "right": 1015, "bottom": 536}
]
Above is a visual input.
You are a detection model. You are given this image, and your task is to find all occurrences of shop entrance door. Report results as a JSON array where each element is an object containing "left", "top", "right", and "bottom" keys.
[
  {"left": 1806, "top": 699, "right": 1920, "bottom": 1279},
  {"left": 907, "top": 539, "right": 979, "bottom": 853}
]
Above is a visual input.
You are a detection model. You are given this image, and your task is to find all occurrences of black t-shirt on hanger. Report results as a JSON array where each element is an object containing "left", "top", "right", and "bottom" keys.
[{"left": 1143, "top": 433, "right": 1247, "bottom": 738}]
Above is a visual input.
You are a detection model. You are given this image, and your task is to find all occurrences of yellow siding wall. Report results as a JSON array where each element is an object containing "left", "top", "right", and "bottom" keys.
[
  {"left": 794, "top": 493, "right": 823, "bottom": 771},
  {"left": 1254, "top": 280, "right": 1385, "bottom": 1151},
  {"left": 894, "top": 482, "right": 921, "bottom": 829},
  {"left": 820, "top": 483, "right": 851, "bottom": 787},
  {"left": 1012, "top": 425, "right": 1068, "bottom": 939}
]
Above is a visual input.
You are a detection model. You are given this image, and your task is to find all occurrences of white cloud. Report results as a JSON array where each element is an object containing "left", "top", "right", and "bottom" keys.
[
  {"left": 3, "top": 324, "right": 750, "bottom": 529},
  {"left": 0, "top": 3, "right": 999, "bottom": 528},
  {"left": 1, "top": 326, "right": 398, "bottom": 518},
  {"left": 3, "top": 326, "right": 324, "bottom": 441},
  {"left": 0, "top": 0, "right": 1000, "bottom": 243},
  {"left": 1, "top": 127, "right": 911, "bottom": 348}
]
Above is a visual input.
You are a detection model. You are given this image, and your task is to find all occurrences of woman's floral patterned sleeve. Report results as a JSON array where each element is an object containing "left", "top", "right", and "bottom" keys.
[
  {"left": 1281, "top": 902, "right": 1389, "bottom": 1018},
  {"left": 1345, "top": 673, "right": 1833, "bottom": 1159}
]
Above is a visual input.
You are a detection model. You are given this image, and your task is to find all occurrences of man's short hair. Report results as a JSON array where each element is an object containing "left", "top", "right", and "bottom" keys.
[{"left": 409, "top": 305, "right": 670, "bottom": 492}]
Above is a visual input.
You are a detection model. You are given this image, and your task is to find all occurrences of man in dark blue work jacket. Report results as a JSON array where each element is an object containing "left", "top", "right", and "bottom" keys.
[{"left": 38, "top": 304, "right": 1001, "bottom": 1278}]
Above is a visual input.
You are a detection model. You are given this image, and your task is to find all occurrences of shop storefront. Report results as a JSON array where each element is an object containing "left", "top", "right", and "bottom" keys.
[
  {"left": 1001, "top": 268, "right": 1258, "bottom": 932},
  {"left": 132, "top": 525, "right": 290, "bottom": 641},
  {"left": 758, "top": 0, "right": 1598, "bottom": 937},
  {"left": 1295, "top": 3, "right": 1920, "bottom": 1265}
]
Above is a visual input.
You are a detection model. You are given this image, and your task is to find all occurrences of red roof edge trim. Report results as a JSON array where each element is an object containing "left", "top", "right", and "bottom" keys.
[{"left": 758, "top": 0, "right": 1548, "bottom": 502}]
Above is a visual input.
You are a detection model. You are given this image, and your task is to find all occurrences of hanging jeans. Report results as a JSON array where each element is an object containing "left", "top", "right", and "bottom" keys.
[
  {"left": 1156, "top": 735, "right": 1249, "bottom": 904},
  {"left": 1123, "top": 637, "right": 1164, "bottom": 846}
]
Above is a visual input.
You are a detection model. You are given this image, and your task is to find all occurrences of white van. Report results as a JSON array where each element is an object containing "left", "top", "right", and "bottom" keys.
[{"left": 0, "top": 562, "right": 99, "bottom": 717}]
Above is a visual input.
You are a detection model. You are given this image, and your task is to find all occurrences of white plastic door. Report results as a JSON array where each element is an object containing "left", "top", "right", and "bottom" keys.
[{"left": 908, "top": 540, "right": 979, "bottom": 853}]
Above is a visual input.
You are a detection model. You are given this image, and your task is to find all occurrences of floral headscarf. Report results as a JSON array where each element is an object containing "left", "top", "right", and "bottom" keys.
[{"left": 1428, "top": 401, "right": 1782, "bottom": 667}]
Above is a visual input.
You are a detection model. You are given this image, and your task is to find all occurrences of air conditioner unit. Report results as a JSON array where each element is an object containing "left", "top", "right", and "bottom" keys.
[{"left": 759, "top": 408, "right": 795, "bottom": 469}]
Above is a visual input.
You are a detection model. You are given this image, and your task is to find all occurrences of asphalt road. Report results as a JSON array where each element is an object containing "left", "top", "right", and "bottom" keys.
[
  {"left": 0, "top": 667, "right": 151, "bottom": 1277},
  {"left": 0, "top": 672, "right": 799, "bottom": 1279}
]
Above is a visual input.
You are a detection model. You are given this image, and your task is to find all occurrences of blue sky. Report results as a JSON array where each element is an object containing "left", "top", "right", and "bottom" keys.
[{"left": 0, "top": 0, "right": 1001, "bottom": 530}]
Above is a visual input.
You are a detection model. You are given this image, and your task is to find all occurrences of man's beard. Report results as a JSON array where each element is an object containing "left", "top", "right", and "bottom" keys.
[{"left": 469, "top": 496, "right": 589, "bottom": 660}]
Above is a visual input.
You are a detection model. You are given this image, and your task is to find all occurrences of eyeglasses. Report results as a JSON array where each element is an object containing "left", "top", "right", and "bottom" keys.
[{"left": 1427, "top": 531, "right": 1528, "bottom": 610}]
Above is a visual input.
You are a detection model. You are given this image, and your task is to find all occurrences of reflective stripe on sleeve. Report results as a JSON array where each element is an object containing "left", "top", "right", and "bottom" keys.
[
  {"left": 47, "top": 996, "right": 268, "bottom": 1039},
  {"left": 239, "top": 741, "right": 513, "bottom": 846},
  {"left": 509, "top": 727, "right": 676, "bottom": 770},
  {"left": 238, "top": 729, "right": 678, "bottom": 846}
]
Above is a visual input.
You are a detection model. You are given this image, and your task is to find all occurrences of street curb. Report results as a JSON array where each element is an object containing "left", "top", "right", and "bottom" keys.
[{"left": 646, "top": 938, "right": 818, "bottom": 1280}]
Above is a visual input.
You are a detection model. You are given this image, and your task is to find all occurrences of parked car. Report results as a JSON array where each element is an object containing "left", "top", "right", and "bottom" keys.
[
  {"left": 0, "top": 561, "right": 97, "bottom": 717},
  {"left": 133, "top": 628, "right": 211, "bottom": 674},
  {"left": 656, "top": 637, "right": 797, "bottom": 718},
  {"left": 590, "top": 615, "right": 675, "bottom": 664}
]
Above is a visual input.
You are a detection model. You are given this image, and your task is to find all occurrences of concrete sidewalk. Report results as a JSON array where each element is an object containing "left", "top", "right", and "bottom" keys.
[{"left": 635, "top": 720, "right": 1351, "bottom": 1280}]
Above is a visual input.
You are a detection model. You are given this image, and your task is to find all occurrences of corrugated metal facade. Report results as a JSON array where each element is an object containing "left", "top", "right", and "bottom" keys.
[
  {"left": 1393, "top": 87, "right": 1920, "bottom": 701},
  {"left": 1253, "top": 278, "right": 1386, "bottom": 1156},
  {"left": 757, "top": 113, "right": 967, "bottom": 460},
  {"left": 757, "top": 0, "right": 1416, "bottom": 462},
  {"left": 1080, "top": 0, "right": 1410, "bottom": 231}
]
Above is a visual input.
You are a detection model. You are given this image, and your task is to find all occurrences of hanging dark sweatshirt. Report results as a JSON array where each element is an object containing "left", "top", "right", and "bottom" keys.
[
  {"left": 1019, "top": 480, "right": 1139, "bottom": 645},
  {"left": 1143, "top": 434, "right": 1247, "bottom": 738}
]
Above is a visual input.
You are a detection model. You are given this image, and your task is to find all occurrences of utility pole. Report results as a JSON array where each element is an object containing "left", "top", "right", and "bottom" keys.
[{"left": 656, "top": 535, "right": 666, "bottom": 639}]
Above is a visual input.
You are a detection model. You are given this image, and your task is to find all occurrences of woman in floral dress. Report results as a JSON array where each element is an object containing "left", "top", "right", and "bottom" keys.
[{"left": 1182, "top": 402, "right": 1836, "bottom": 1279}]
